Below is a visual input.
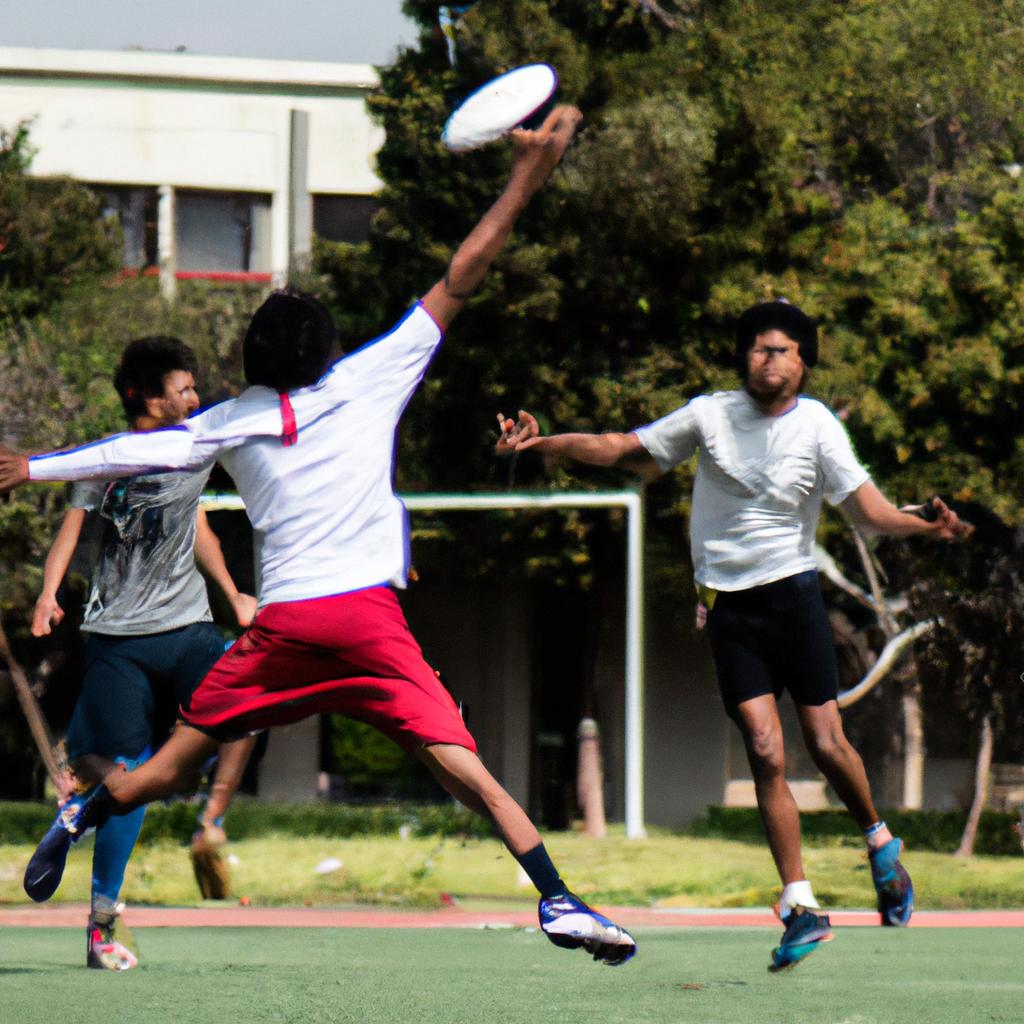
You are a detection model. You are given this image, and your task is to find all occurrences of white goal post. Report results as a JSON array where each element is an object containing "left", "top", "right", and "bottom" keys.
[{"left": 201, "top": 489, "right": 648, "bottom": 838}]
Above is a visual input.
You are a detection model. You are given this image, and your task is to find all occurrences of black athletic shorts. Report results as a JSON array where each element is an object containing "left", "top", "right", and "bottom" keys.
[
  {"left": 65, "top": 621, "right": 225, "bottom": 761},
  {"left": 705, "top": 570, "right": 838, "bottom": 717}
]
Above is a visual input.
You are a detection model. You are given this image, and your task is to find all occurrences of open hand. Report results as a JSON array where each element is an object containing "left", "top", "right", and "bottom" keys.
[
  {"left": 495, "top": 410, "right": 542, "bottom": 455},
  {"left": 0, "top": 446, "right": 30, "bottom": 493},
  {"left": 509, "top": 106, "right": 582, "bottom": 197},
  {"left": 900, "top": 496, "right": 974, "bottom": 541}
]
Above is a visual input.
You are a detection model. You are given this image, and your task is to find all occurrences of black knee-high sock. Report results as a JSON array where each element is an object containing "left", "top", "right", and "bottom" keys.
[{"left": 515, "top": 843, "right": 566, "bottom": 899}]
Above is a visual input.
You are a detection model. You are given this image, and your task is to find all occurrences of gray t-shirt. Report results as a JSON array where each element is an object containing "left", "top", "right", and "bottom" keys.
[{"left": 71, "top": 469, "right": 213, "bottom": 636}]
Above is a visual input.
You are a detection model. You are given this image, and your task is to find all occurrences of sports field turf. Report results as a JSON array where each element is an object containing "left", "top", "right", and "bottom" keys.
[{"left": 1, "top": 926, "right": 1020, "bottom": 1024}]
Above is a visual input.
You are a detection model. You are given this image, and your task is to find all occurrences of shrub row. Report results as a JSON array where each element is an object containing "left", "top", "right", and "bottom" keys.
[
  {"left": 3, "top": 800, "right": 1020, "bottom": 856},
  {"left": 687, "top": 806, "right": 1023, "bottom": 857},
  {"left": 0, "top": 798, "right": 493, "bottom": 847}
]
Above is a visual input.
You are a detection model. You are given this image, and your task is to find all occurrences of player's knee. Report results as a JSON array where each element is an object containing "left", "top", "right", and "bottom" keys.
[
  {"left": 807, "top": 729, "right": 849, "bottom": 767},
  {"left": 747, "top": 729, "right": 785, "bottom": 776}
]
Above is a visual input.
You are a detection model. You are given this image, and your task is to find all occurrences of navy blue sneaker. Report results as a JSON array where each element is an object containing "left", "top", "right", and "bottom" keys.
[
  {"left": 23, "top": 788, "right": 111, "bottom": 903},
  {"left": 769, "top": 905, "right": 834, "bottom": 972},
  {"left": 870, "top": 837, "right": 914, "bottom": 927},
  {"left": 538, "top": 892, "right": 637, "bottom": 966}
]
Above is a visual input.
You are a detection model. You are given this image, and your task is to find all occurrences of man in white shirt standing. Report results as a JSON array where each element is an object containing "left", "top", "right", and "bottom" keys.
[
  {"left": 1, "top": 106, "right": 638, "bottom": 967},
  {"left": 497, "top": 299, "right": 972, "bottom": 971}
]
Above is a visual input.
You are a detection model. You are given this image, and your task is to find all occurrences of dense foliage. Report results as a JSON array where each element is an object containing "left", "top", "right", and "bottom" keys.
[
  {"left": 315, "top": 0, "right": 1023, "bottom": 530},
  {"left": 313, "top": 0, "right": 1024, "bottom": 783}
]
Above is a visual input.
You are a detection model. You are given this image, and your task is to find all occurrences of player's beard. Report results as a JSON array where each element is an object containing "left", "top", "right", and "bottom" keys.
[
  {"left": 744, "top": 366, "right": 807, "bottom": 405},
  {"left": 745, "top": 375, "right": 790, "bottom": 403}
]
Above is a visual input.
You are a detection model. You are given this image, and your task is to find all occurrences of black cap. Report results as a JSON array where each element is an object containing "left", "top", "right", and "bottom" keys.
[{"left": 735, "top": 300, "right": 818, "bottom": 368}]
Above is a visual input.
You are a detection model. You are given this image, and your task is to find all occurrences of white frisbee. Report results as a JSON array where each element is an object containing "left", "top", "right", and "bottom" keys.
[{"left": 442, "top": 63, "right": 558, "bottom": 153}]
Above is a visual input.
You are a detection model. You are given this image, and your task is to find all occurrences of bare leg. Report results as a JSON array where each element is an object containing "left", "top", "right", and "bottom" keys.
[
  {"left": 417, "top": 743, "right": 541, "bottom": 856},
  {"left": 201, "top": 734, "right": 258, "bottom": 831},
  {"left": 734, "top": 695, "right": 805, "bottom": 885},
  {"left": 102, "top": 724, "right": 217, "bottom": 814},
  {"left": 796, "top": 701, "right": 891, "bottom": 841}
]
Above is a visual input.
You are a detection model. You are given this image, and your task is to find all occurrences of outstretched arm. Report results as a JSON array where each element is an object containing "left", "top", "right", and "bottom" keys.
[
  {"left": 421, "top": 106, "right": 582, "bottom": 332},
  {"left": 840, "top": 481, "right": 972, "bottom": 540},
  {"left": 496, "top": 410, "right": 662, "bottom": 481},
  {"left": 31, "top": 508, "right": 87, "bottom": 637},
  {"left": 193, "top": 508, "right": 257, "bottom": 628},
  {"left": 0, "top": 398, "right": 288, "bottom": 493}
]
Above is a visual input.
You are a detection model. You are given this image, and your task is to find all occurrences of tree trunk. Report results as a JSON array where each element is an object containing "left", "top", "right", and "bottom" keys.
[
  {"left": 955, "top": 713, "right": 994, "bottom": 858},
  {"left": 576, "top": 718, "right": 607, "bottom": 838},
  {"left": 901, "top": 671, "right": 925, "bottom": 810},
  {"left": 0, "top": 617, "right": 63, "bottom": 790}
]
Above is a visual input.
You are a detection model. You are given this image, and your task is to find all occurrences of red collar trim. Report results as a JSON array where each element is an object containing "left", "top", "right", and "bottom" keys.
[{"left": 279, "top": 392, "right": 298, "bottom": 447}]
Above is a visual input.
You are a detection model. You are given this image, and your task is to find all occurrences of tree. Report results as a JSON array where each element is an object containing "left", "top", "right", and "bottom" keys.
[
  {"left": 0, "top": 121, "right": 265, "bottom": 793},
  {"left": 311, "top": 0, "right": 1024, "bottom": 816},
  {"left": 0, "top": 122, "right": 120, "bottom": 325},
  {"left": 314, "top": 1, "right": 1024, "bottom": 513},
  {"left": 902, "top": 508, "right": 1024, "bottom": 855}
]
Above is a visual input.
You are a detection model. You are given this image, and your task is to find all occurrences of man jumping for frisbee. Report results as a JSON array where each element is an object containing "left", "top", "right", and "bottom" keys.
[
  {"left": 31, "top": 336, "right": 258, "bottom": 969},
  {"left": 0, "top": 106, "right": 636, "bottom": 967},
  {"left": 496, "top": 300, "right": 972, "bottom": 971}
]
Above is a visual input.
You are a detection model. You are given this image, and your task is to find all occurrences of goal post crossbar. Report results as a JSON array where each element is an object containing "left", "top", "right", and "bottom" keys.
[{"left": 201, "top": 489, "right": 647, "bottom": 838}]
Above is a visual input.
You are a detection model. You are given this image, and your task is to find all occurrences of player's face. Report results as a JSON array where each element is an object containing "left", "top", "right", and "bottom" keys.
[
  {"left": 149, "top": 370, "right": 200, "bottom": 426},
  {"left": 744, "top": 329, "right": 805, "bottom": 403}
]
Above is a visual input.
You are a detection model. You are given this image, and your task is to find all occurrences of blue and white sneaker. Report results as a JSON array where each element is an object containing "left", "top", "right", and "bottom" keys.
[
  {"left": 769, "top": 905, "right": 834, "bottom": 972},
  {"left": 538, "top": 892, "right": 637, "bottom": 966},
  {"left": 870, "top": 837, "right": 914, "bottom": 927},
  {"left": 23, "top": 788, "right": 110, "bottom": 903}
]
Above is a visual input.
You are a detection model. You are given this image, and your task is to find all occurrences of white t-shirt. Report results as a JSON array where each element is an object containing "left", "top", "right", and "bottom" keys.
[
  {"left": 634, "top": 391, "right": 870, "bottom": 591},
  {"left": 30, "top": 303, "right": 444, "bottom": 606}
]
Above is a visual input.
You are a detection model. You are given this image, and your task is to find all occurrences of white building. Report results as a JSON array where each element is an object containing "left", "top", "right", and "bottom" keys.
[{"left": 0, "top": 46, "right": 383, "bottom": 289}]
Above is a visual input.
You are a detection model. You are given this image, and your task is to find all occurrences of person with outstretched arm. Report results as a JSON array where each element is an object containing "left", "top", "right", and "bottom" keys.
[
  {"left": 0, "top": 107, "right": 637, "bottom": 968},
  {"left": 496, "top": 300, "right": 972, "bottom": 971}
]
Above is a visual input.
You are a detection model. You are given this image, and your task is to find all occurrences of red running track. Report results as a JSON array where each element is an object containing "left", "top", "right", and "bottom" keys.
[{"left": 0, "top": 904, "right": 1021, "bottom": 929}]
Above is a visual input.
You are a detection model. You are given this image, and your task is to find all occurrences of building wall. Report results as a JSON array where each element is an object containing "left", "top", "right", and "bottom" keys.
[
  {"left": 0, "top": 76, "right": 382, "bottom": 195},
  {"left": 0, "top": 47, "right": 383, "bottom": 281}
]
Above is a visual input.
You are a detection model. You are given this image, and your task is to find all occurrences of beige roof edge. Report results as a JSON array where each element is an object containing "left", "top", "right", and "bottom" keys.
[{"left": 0, "top": 45, "right": 380, "bottom": 90}]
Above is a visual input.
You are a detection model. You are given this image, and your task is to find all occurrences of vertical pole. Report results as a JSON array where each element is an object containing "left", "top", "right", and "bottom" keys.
[
  {"left": 624, "top": 489, "right": 646, "bottom": 838},
  {"left": 271, "top": 110, "right": 293, "bottom": 287},
  {"left": 157, "top": 184, "right": 176, "bottom": 301},
  {"left": 289, "top": 109, "right": 312, "bottom": 279}
]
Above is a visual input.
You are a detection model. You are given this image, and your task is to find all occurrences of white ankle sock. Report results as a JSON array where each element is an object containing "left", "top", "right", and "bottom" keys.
[{"left": 779, "top": 880, "right": 819, "bottom": 914}]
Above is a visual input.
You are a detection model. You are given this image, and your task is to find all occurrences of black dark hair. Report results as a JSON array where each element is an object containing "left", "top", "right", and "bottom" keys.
[
  {"left": 735, "top": 300, "right": 818, "bottom": 378},
  {"left": 243, "top": 289, "right": 337, "bottom": 392},
  {"left": 114, "top": 336, "right": 198, "bottom": 419}
]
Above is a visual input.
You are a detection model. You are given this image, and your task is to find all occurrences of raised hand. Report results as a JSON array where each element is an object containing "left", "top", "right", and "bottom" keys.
[{"left": 508, "top": 105, "right": 583, "bottom": 198}]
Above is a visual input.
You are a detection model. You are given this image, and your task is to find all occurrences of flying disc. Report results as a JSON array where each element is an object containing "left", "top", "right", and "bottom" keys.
[{"left": 442, "top": 64, "right": 558, "bottom": 153}]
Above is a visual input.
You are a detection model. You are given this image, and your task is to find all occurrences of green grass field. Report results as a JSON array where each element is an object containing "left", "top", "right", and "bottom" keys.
[
  {"left": 3, "top": 832, "right": 1023, "bottom": 909},
  {"left": 1, "top": 926, "right": 1021, "bottom": 1024}
]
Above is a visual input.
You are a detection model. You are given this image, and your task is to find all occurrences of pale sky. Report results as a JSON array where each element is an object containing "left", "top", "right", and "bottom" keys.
[{"left": 0, "top": 0, "right": 420, "bottom": 65}]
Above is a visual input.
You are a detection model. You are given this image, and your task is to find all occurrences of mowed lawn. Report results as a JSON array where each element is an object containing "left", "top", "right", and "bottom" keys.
[
  {"left": 1, "top": 925, "right": 1022, "bottom": 1024},
  {"left": 2, "top": 832, "right": 1024, "bottom": 909}
]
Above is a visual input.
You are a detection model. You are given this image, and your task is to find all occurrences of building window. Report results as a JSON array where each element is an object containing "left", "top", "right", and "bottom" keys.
[
  {"left": 97, "top": 186, "right": 158, "bottom": 269},
  {"left": 176, "top": 190, "right": 272, "bottom": 273},
  {"left": 312, "top": 194, "right": 376, "bottom": 244}
]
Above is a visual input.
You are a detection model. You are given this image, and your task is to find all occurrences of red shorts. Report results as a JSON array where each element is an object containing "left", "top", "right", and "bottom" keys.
[{"left": 182, "top": 586, "right": 477, "bottom": 753}]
